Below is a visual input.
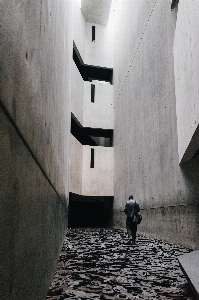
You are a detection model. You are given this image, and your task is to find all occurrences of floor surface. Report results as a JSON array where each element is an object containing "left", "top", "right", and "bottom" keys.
[{"left": 46, "top": 228, "right": 195, "bottom": 300}]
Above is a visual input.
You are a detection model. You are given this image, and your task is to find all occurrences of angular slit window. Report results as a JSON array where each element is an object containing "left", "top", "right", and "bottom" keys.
[
  {"left": 90, "top": 148, "right": 94, "bottom": 168},
  {"left": 91, "top": 84, "right": 95, "bottom": 103},
  {"left": 92, "top": 26, "right": 95, "bottom": 42}
]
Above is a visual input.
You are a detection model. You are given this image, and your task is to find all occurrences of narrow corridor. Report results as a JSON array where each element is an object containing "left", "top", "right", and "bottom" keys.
[{"left": 46, "top": 228, "right": 194, "bottom": 300}]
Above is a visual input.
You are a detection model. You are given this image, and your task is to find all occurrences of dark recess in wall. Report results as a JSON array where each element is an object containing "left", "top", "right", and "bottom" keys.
[
  {"left": 71, "top": 114, "right": 113, "bottom": 146},
  {"left": 69, "top": 193, "right": 113, "bottom": 228},
  {"left": 171, "top": 0, "right": 179, "bottom": 9},
  {"left": 73, "top": 44, "right": 113, "bottom": 83}
]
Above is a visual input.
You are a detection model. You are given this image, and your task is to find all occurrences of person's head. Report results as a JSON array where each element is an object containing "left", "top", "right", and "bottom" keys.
[{"left": 128, "top": 195, "right": 133, "bottom": 200}]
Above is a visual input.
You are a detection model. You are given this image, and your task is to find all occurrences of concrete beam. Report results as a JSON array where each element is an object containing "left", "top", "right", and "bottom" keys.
[
  {"left": 178, "top": 251, "right": 199, "bottom": 299},
  {"left": 180, "top": 124, "right": 199, "bottom": 164}
]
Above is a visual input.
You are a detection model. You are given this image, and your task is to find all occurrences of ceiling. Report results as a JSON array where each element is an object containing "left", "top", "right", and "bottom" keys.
[{"left": 81, "top": 0, "right": 112, "bottom": 25}]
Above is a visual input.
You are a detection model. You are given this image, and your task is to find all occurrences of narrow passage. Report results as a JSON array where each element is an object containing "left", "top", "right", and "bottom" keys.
[{"left": 47, "top": 228, "right": 194, "bottom": 300}]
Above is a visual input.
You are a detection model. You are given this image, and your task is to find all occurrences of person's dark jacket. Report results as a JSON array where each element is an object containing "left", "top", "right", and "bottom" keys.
[{"left": 124, "top": 200, "right": 140, "bottom": 218}]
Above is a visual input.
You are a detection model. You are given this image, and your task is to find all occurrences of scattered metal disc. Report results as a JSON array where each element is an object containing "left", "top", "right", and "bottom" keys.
[{"left": 46, "top": 228, "right": 194, "bottom": 300}]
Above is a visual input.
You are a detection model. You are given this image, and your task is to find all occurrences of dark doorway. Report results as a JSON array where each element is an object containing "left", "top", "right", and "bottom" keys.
[{"left": 68, "top": 193, "right": 113, "bottom": 228}]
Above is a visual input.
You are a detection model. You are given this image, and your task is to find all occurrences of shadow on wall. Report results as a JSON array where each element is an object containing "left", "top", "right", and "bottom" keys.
[
  {"left": 68, "top": 193, "right": 113, "bottom": 228},
  {"left": 180, "top": 149, "right": 199, "bottom": 203}
]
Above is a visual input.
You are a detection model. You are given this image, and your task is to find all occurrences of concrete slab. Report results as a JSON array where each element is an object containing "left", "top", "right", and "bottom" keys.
[{"left": 178, "top": 250, "right": 199, "bottom": 299}]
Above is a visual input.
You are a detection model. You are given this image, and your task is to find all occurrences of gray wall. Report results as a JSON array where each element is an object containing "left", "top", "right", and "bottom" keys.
[
  {"left": 0, "top": 1, "right": 73, "bottom": 299},
  {"left": 113, "top": 0, "right": 199, "bottom": 249},
  {"left": 174, "top": 0, "right": 199, "bottom": 163}
]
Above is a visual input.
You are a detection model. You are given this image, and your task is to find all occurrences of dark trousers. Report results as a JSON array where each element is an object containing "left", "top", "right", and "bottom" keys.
[{"left": 126, "top": 217, "right": 137, "bottom": 241}]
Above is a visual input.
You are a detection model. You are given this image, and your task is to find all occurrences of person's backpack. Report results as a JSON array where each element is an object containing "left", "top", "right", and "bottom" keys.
[
  {"left": 134, "top": 201, "right": 142, "bottom": 224},
  {"left": 133, "top": 214, "right": 142, "bottom": 224}
]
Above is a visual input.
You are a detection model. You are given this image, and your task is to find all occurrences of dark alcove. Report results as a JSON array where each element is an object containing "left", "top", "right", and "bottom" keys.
[{"left": 68, "top": 193, "right": 113, "bottom": 228}]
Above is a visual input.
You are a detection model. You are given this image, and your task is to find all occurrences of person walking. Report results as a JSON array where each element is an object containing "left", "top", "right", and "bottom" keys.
[{"left": 124, "top": 195, "right": 140, "bottom": 244}]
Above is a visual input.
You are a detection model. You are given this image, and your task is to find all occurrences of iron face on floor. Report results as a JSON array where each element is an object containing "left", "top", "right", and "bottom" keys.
[{"left": 46, "top": 228, "right": 195, "bottom": 300}]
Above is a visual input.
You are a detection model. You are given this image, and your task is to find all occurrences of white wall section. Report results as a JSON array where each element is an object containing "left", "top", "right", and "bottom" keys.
[
  {"left": 83, "top": 81, "right": 114, "bottom": 129},
  {"left": 84, "top": 22, "right": 113, "bottom": 68},
  {"left": 174, "top": 0, "right": 199, "bottom": 163},
  {"left": 82, "top": 146, "right": 114, "bottom": 196}
]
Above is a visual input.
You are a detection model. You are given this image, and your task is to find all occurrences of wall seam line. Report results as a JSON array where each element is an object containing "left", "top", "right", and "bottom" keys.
[
  {"left": 116, "top": 0, "right": 159, "bottom": 101},
  {"left": 0, "top": 99, "right": 67, "bottom": 208}
]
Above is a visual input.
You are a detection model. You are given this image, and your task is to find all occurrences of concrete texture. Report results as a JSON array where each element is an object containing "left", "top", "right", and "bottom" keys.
[
  {"left": 178, "top": 250, "right": 199, "bottom": 299},
  {"left": 69, "top": 134, "right": 83, "bottom": 196},
  {"left": 174, "top": 0, "right": 199, "bottom": 163},
  {"left": 82, "top": 146, "right": 114, "bottom": 196},
  {"left": 71, "top": 60, "right": 84, "bottom": 126},
  {"left": 0, "top": 0, "right": 73, "bottom": 200},
  {"left": 73, "top": 0, "right": 85, "bottom": 62},
  {"left": 1, "top": 1, "right": 199, "bottom": 298},
  {"left": 83, "top": 81, "right": 113, "bottom": 129},
  {"left": 113, "top": 0, "right": 157, "bottom": 97},
  {"left": 81, "top": 0, "right": 112, "bottom": 25},
  {"left": 112, "top": 0, "right": 199, "bottom": 249},
  {"left": 69, "top": 138, "right": 114, "bottom": 197},
  {"left": 84, "top": 22, "right": 113, "bottom": 68},
  {"left": 0, "top": 107, "right": 68, "bottom": 300},
  {"left": 71, "top": 63, "right": 113, "bottom": 130},
  {"left": 70, "top": 2, "right": 114, "bottom": 198},
  {"left": 0, "top": 0, "right": 73, "bottom": 298}
]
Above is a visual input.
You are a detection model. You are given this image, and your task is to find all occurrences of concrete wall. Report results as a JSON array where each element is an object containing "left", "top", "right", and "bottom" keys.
[
  {"left": 113, "top": 0, "right": 157, "bottom": 95},
  {"left": 0, "top": 0, "right": 73, "bottom": 299},
  {"left": 82, "top": 146, "right": 114, "bottom": 196},
  {"left": 0, "top": 108, "right": 68, "bottom": 300},
  {"left": 113, "top": 0, "right": 199, "bottom": 249},
  {"left": 81, "top": 0, "right": 112, "bottom": 26},
  {"left": 71, "top": 60, "right": 84, "bottom": 125},
  {"left": 73, "top": 0, "right": 85, "bottom": 61},
  {"left": 70, "top": 3, "right": 114, "bottom": 199},
  {"left": 174, "top": 0, "right": 199, "bottom": 163},
  {"left": 69, "top": 134, "right": 83, "bottom": 195},
  {"left": 84, "top": 22, "right": 113, "bottom": 68},
  {"left": 83, "top": 81, "right": 114, "bottom": 129}
]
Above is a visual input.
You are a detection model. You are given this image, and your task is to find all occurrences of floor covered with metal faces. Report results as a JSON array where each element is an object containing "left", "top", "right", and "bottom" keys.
[{"left": 46, "top": 228, "right": 195, "bottom": 300}]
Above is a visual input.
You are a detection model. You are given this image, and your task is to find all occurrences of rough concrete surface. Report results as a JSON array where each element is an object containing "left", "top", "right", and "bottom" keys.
[
  {"left": 83, "top": 81, "right": 113, "bottom": 130},
  {"left": 0, "top": 0, "right": 73, "bottom": 299},
  {"left": 174, "top": 0, "right": 199, "bottom": 163},
  {"left": 69, "top": 134, "right": 83, "bottom": 196},
  {"left": 178, "top": 250, "right": 199, "bottom": 299},
  {"left": 81, "top": 0, "right": 112, "bottom": 25},
  {"left": 82, "top": 146, "right": 114, "bottom": 196},
  {"left": 1, "top": 0, "right": 199, "bottom": 299},
  {"left": 0, "top": 108, "right": 68, "bottom": 300},
  {"left": 84, "top": 22, "right": 113, "bottom": 68},
  {"left": 0, "top": 0, "right": 73, "bottom": 199},
  {"left": 113, "top": 0, "right": 199, "bottom": 249}
]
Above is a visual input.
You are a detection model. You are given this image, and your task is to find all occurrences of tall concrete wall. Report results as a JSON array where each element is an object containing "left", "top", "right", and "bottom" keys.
[
  {"left": 113, "top": 0, "right": 199, "bottom": 249},
  {"left": 71, "top": 60, "right": 84, "bottom": 125},
  {"left": 174, "top": 0, "right": 199, "bottom": 163},
  {"left": 73, "top": 0, "right": 85, "bottom": 61},
  {"left": 0, "top": 0, "right": 73, "bottom": 299},
  {"left": 69, "top": 134, "right": 83, "bottom": 195},
  {"left": 83, "top": 81, "right": 114, "bottom": 129},
  {"left": 70, "top": 3, "right": 114, "bottom": 199},
  {"left": 82, "top": 146, "right": 114, "bottom": 196},
  {"left": 69, "top": 137, "right": 114, "bottom": 197},
  {"left": 84, "top": 22, "right": 113, "bottom": 68}
]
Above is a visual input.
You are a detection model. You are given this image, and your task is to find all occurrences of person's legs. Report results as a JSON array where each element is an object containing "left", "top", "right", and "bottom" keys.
[
  {"left": 126, "top": 218, "right": 133, "bottom": 241},
  {"left": 131, "top": 223, "right": 137, "bottom": 243}
]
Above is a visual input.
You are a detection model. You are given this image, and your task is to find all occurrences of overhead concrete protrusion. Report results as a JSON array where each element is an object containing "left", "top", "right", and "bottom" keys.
[
  {"left": 81, "top": 0, "right": 112, "bottom": 25},
  {"left": 178, "top": 250, "right": 199, "bottom": 299}
]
